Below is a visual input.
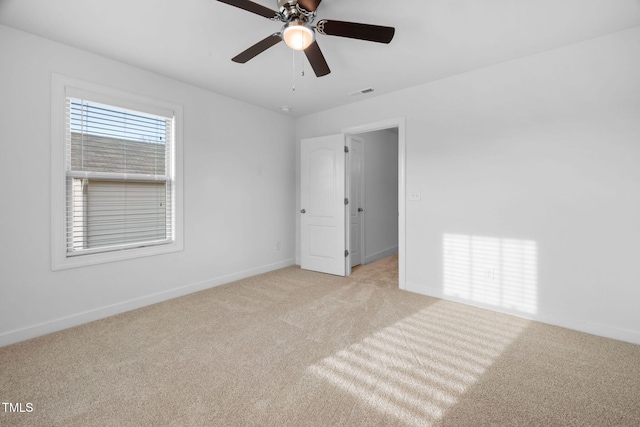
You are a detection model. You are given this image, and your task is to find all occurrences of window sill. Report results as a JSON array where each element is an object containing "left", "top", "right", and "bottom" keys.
[{"left": 52, "top": 240, "right": 183, "bottom": 271}]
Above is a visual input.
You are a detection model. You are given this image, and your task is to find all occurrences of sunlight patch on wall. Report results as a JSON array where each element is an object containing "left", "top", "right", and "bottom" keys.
[
  {"left": 443, "top": 234, "right": 538, "bottom": 315},
  {"left": 308, "top": 301, "right": 530, "bottom": 426}
]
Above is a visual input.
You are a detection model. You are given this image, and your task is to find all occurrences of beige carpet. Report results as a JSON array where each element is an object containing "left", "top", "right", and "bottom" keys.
[{"left": 1, "top": 255, "right": 639, "bottom": 426}]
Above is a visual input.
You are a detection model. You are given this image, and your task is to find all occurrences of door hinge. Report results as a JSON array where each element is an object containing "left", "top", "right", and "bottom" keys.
[
  {"left": 344, "top": 146, "right": 349, "bottom": 153},
  {"left": 344, "top": 198, "right": 349, "bottom": 205},
  {"left": 345, "top": 250, "right": 349, "bottom": 257}
]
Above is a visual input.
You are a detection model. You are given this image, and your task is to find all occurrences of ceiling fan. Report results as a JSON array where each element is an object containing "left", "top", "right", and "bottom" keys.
[{"left": 216, "top": 0, "right": 395, "bottom": 77}]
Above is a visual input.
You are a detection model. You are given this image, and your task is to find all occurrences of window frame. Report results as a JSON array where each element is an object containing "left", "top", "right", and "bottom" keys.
[{"left": 51, "top": 74, "right": 184, "bottom": 270}]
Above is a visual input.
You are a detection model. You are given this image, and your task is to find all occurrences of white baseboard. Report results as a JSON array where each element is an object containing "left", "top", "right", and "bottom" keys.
[
  {"left": 364, "top": 246, "right": 398, "bottom": 265},
  {"left": 0, "top": 258, "right": 296, "bottom": 348},
  {"left": 405, "top": 281, "right": 640, "bottom": 346}
]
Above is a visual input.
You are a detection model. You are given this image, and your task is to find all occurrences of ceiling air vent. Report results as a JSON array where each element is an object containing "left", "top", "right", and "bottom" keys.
[{"left": 348, "top": 87, "right": 375, "bottom": 96}]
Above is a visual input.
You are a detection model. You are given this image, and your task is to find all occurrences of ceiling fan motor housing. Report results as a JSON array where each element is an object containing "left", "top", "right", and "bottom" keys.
[
  {"left": 278, "top": 0, "right": 298, "bottom": 20},
  {"left": 277, "top": 0, "right": 315, "bottom": 22}
]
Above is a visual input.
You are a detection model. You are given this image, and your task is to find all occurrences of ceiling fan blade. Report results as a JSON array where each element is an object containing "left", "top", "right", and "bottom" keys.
[
  {"left": 316, "top": 19, "right": 395, "bottom": 44},
  {"left": 215, "top": 0, "right": 278, "bottom": 19},
  {"left": 232, "top": 34, "right": 282, "bottom": 63},
  {"left": 304, "top": 41, "right": 331, "bottom": 77},
  {"left": 297, "top": 0, "right": 322, "bottom": 12}
]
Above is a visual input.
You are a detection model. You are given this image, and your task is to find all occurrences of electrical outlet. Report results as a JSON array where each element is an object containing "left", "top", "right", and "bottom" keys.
[
  {"left": 275, "top": 241, "right": 281, "bottom": 251},
  {"left": 409, "top": 191, "right": 421, "bottom": 201}
]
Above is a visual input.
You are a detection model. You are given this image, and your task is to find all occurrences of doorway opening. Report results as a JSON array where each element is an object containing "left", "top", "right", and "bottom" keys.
[{"left": 344, "top": 117, "right": 406, "bottom": 289}]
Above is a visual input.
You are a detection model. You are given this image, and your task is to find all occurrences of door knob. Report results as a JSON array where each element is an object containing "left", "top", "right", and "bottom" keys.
[
  {"left": 358, "top": 208, "right": 364, "bottom": 212},
  {"left": 300, "top": 209, "right": 306, "bottom": 214}
]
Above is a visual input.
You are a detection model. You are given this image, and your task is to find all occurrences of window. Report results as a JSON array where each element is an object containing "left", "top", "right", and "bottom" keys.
[{"left": 52, "top": 75, "right": 183, "bottom": 270}]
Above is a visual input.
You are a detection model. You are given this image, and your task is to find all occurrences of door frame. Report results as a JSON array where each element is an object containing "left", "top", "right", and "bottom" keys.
[
  {"left": 343, "top": 117, "right": 406, "bottom": 290},
  {"left": 349, "top": 136, "right": 365, "bottom": 268}
]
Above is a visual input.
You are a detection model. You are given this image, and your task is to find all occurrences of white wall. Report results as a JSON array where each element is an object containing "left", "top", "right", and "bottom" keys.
[
  {"left": 295, "top": 27, "right": 640, "bottom": 344},
  {"left": 359, "top": 130, "right": 399, "bottom": 264},
  {"left": 0, "top": 25, "right": 296, "bottom": 346}
]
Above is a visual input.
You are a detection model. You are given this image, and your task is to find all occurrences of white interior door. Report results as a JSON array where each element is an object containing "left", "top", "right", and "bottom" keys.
[
  {"left": 349, "top": 137, "right": 364, "bottom": 267},
  {"left": 301, "top": 134, "right": 347, "bottom": 276}
]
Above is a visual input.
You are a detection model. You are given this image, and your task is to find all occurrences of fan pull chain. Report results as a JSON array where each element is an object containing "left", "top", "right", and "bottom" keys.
[{"left": 292, "top": 50, "right": 306, "bottom": 92}]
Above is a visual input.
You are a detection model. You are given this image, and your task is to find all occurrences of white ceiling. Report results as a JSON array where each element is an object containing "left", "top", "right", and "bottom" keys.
[{"left": 1, "top": 0, "right": 639, "bottom": 116}]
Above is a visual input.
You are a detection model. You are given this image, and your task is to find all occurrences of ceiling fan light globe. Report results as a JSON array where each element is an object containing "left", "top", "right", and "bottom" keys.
[{"left": 282, "top": 23, "right": 315, "bottom": 50}]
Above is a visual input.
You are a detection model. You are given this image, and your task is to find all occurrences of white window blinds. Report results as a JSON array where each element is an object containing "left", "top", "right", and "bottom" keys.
[{"left": 65, "top": 98, "right": 174, "bottom": 256}]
